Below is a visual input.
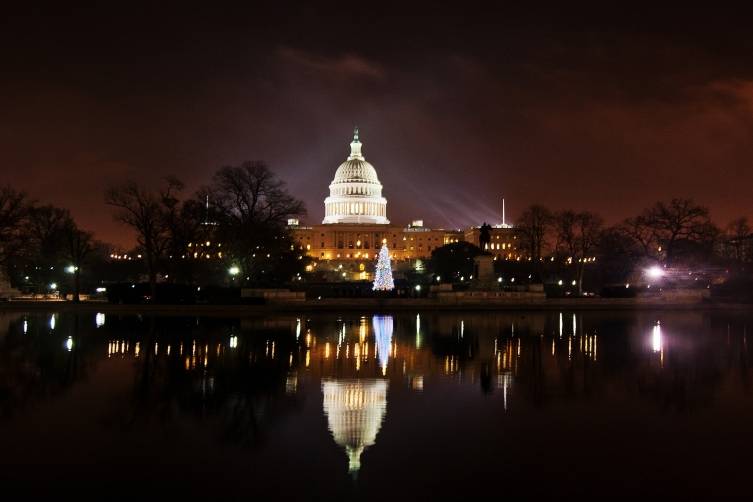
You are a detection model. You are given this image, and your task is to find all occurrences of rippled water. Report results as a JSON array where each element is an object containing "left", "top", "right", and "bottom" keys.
[{"left": 1, "top": 309, "right": 752, "bottom": 499}]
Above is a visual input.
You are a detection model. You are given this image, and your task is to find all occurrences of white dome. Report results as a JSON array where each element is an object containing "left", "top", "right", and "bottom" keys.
[
  {"left": 323, "top": 128, "right": 389, "bottom": 225},
  {"left": 332, "top": 159, "right": 380, "bottom": 185}
]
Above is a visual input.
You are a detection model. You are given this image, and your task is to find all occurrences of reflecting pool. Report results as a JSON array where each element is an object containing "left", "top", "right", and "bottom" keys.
[{"left": 1, "top": 309, "right": 753, "bottom": 498}]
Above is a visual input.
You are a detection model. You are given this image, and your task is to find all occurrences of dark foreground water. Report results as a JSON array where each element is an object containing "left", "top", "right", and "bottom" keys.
[{"left": 1, "top": 309, "right": 753, "bottom": 499}]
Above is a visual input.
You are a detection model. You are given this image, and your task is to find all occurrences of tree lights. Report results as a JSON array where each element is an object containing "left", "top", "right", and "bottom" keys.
[{"left": 372, "top": 243, "right": 394, "bottom": 291}]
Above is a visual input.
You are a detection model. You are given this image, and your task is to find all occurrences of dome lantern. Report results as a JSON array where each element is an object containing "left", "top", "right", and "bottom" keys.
[{"left": 348, "top": 126, "right": 364, "bottom": 161}]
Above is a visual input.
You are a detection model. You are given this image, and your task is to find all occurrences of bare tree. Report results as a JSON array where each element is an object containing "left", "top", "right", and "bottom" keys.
[
  {"left": 0, "top": 186, "right": 30, "bottom": 270},
  {"left": 208, "top": 162, "right": 306, "bottom": 284},
  {"left": 643, "top": 198, "right": 712, "bottom": 265},
  {"left": 554, "top": 210, "right": 577, "bottom": 258},
  {"left": 62, "top": 218, "right": 95, "bottom": 303},
  {"left": 555, "top": 210, "right": 604, "bottom": 294},
  {"left": 105, "top": 180, "right": 176, "bottom": 295},
  {"left": 516, "top": 204, "right": 553, "bottom": 279},
  {"left": 724, "top": 217, "right": 751, "bottom": 263},
  {"left": 27, "top": 205, "right": 70, "bottom": 263},
  {"left": 210, "top": 162, "right": 305, "bottom": 229},
  {"left": 618, "top": 215, "right": 658, "bottom": 259}
]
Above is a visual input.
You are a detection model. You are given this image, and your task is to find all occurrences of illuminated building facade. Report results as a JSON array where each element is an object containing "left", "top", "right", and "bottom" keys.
[
  {"left": 290, "top": 128, "right": 520, "bottom": 279},
  {"left": 464, "top": 225, "right": 521, "bottom": 260}
]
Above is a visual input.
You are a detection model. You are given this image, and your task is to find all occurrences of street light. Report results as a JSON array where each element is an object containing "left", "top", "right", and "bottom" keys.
[
  {"left": 228, "top": 266, "right": 240, "bottom": 276},
  {"left": 646, "top": 266, "right": 665, "bottom": 280},
  {"left": 65, "top": 265, "right": 77, "bottom": 274}
]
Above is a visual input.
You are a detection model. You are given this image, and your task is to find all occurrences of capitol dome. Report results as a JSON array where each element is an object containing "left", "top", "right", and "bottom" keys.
[{"left": 322, "top": 127, "right": 389, "bottom": 225}]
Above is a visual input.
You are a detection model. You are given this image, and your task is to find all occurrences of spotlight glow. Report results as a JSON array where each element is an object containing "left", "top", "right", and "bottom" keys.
[{"left": 646, "top": 266, "right": 665, "bottom": 280}]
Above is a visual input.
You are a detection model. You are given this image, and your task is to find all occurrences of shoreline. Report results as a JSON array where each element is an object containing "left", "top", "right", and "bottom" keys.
[{"left": 1, "top": 298, "right": 752, "bottom": 314}]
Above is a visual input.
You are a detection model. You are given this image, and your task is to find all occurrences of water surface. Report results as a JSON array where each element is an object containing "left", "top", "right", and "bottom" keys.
[{"left": 1, "top": 309, "right": 752, "bottom": 499}]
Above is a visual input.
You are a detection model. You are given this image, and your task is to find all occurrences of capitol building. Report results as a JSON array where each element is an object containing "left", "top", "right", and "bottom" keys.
[{"left": 290, "top": 128, "right": 519, "bottom": 280}]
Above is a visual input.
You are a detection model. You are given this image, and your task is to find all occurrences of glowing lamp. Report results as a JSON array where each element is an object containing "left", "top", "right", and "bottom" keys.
[{"left": 646, "top": 266, "right": 665, "bottom": 280}]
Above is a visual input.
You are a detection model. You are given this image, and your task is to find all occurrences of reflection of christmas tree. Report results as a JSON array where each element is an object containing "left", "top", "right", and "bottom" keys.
[
  {"left": 372, "top": 315, "right": 394, "bottom": 374},
  {"left": 372, "top": 243, "right": 394, "bottom": 291}
]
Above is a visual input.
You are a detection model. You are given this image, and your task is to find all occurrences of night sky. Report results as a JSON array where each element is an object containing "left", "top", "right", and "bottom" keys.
[{"left": 2, "top": 4, "right": 753, "bottom": 247}]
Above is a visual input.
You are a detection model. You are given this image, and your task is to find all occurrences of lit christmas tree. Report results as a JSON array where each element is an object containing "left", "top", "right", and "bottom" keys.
[{"left": 373, "top": 243, "right": 395, "bottom": 291}]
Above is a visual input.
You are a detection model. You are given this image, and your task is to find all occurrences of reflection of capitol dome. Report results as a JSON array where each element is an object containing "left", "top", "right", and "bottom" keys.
[
  {"left": 322, "top": 379, "right": 388, "bottom": 474},
  {"left": 322, "top": 128, "right": 389, "bottom": 225}
]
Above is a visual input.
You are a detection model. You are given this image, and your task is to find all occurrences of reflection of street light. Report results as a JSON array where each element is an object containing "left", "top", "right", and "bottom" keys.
[
  {"left": 652, "top": 321, "right": 662, "bottom": 353},
  {"left": 228, "top": 266, "right": 240, "bottom": 276},
  {"left": 646, "top": 266, "right": 664, "bottom": 280}
]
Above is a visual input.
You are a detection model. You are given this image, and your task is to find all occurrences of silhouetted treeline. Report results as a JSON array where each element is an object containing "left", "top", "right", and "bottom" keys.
[
  {"left": 0, "top": 186, "right": 105, "bottom": 301},
  {"left": 3, "top": 174, "right": 752, "bottom": 300},
  {"left": 1, "top": 161, "right": 308, "bottom": 298},
  {"left": 104, "top": 161, "right": 308, "bottom": 294},
  {"left": 430, "top": 198, "right": 752, "bottom": 296}
]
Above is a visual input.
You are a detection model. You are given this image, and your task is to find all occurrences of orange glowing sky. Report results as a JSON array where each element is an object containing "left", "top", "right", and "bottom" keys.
[{"left": 2, "top": 4, "right": 753, "bottom": 247}]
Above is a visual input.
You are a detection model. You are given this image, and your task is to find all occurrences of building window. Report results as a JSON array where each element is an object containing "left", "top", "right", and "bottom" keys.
[{"left": 321, "top": 242, "right": 325, "bottom": 248}]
